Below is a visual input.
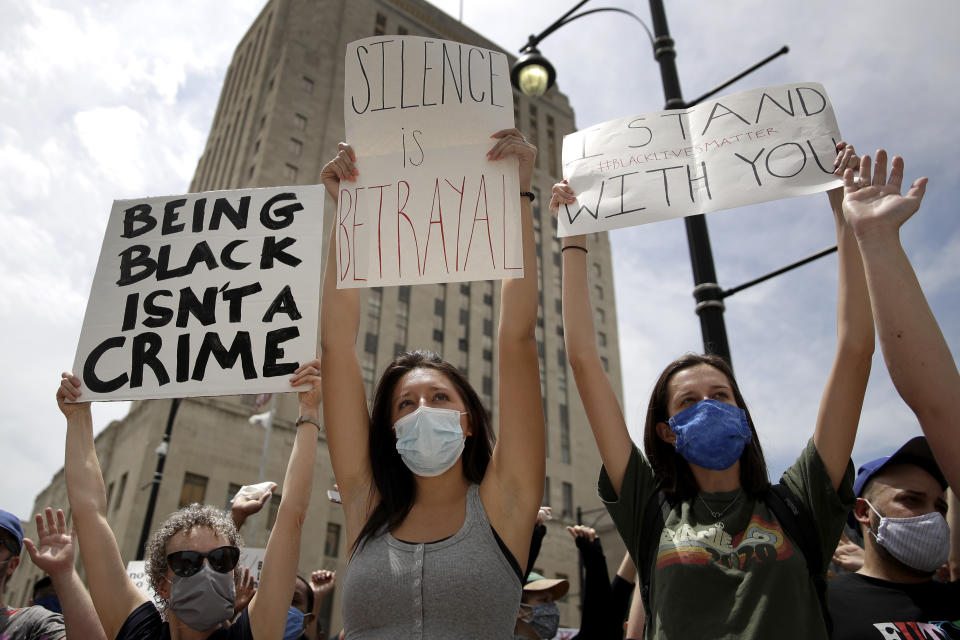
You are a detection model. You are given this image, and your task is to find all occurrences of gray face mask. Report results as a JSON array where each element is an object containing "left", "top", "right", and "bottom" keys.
[
  {"left": 521, "top": 602, "right": 560, "bottom": 639},
  {"left": 168, "top": 563, "right": 236, "bottom": 631}
]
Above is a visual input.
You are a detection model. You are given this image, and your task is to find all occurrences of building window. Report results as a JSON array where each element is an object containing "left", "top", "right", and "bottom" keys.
[
  {"left": 434, "top": 298, "right": 444, "bottom": 315},
  {"left": 106, "top": 481, "right": 115, "bottom": 511},
  {"left": 394, "top": 343, "right": 406, "bottom": 357},
  {"left": 364, "top": 332, "right": 378, "bottom": 354},
  {"left": 460, "top": 283, "right": 471, "bottom": 296},
  {"left": 543, "top": 476, "right": 551, "bottom": 507},
  {"left": 594, "top": 285, "right": 604, "bottom": 300},
  {"left": 266, "top": 493, "right": 281, "bottom": 530},
  {"left": 459, "top": 308, "right": 469, "bottom": 325},
  {"left": 528, "top": 104, "right": 540, "bottom": 168},
  {"left": 259, "top": 114, "right": 267, "bottom": 130},
  {"left": 324, "top": 523, "right": 341, "bottom": 557},
  {"left": 114, "top": 472, "right": 128, "bottom": 512},
  {"left": 225, "top": 483, "right": 243, "bottom": 511},
  {"left": 482, "top": 376, "right": 492, "bottom": 395},
  {"left": 289, "top": 138, "right": 303, "bottom": 156},
  {"left": 398, "top": 285, "right": 411, "bottom": 303},
  {"left": 397, "top": 25, "right": 408, "bottom": 35},
  {"left": 593, "top": 263, "right": 602, "bottom": 277},
  {"left": 374, "top": 12, "right": 387, "bottom": 35},
  {"left": 294, "top": 113, "right": 307, "bottom": 130},
  {"left": 284, "top": 164, "right": 298, "bottom": 181},
  {"left": 483, "top": 293, "right": 493, "bottom": 306},
  {"left": 562, "top": 482, "right": 573, "bottom": 519},
  {"left": 433, "top": 329, "right": 444, "bottom": 342},
  {"left": 483, "top": 318, "right": 492, "bottom": 337},
  {"left": 598, "top": 332, "right": 607, "bottom": 347},
  {"left": 301, "top": 76, "right": 314, "bottom": 93},
  {"left": 556, "top": 325, "right": 564, "bottom": 337},
  {"left": 254, "top": 139, "right": 261, "bottom": 154},
  {"left": 483, "top": 348, "right": 492, "bottom": 362},
  {"left": 362, "top": 352, "right": 376, "bottom": 398},
  {"left": 179, "top": 473, "right": 208, "bottom": 508},
  {"left": 248, "top": 165, "right": 255, "bottom": 180},
  {"left": 458, "top": 338, "right": 468, "bottom": 352},
  {"left": 560, "top": 404, "right": 571, "bottom": 464},
  {"left": 546, "top": 114, "right": 559, "bottom": 176},
  {"left": 555, "top": 299, "right": 562, "bottom": 314},
  {"left": 596, "top": 308, "right": 605, "bottom": 325},
  {"left": 601, "top": 356, "right": 609, "bottom": 372}
]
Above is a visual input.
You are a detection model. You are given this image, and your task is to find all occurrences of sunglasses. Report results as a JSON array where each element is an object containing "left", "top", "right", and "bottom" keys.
[{"left": 166, "top": 545, "right": 240, "bottom": 578}]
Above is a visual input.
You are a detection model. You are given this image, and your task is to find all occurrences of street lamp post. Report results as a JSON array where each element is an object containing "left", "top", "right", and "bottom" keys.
[{"left": 511, "top": 0, "right": 790, "bottom": 367}]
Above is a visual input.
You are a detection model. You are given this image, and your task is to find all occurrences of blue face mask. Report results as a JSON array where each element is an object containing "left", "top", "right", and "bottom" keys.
[
  {"left": 394, "top": 406, "right": 466, "bottom": 477},
  {"left": 668, "top": 398, "right": 752, "bottom": 471},
  {"left": 283, "top": 606, "right": 305, "bottom": 640}
]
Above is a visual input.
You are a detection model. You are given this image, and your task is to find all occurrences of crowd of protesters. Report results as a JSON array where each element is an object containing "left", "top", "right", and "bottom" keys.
[{"left": 1, "top": 130, "right": 958, "bottom": 640}]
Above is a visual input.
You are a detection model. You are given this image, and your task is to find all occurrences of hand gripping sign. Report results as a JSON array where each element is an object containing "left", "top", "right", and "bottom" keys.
[
  {"left": 72, "top": 186, "right": 324, "bottom": 401},
  {"left": 338, "top": 36, "right": 523, "bottom": 288},
  {"left": 558, "top": 82, "right": 843, "bottom": 236}
]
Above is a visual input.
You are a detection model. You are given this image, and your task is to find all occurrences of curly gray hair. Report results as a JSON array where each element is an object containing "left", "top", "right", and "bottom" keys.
[{"left": 144, "top": 503, "right": 244, "bottom": 611}]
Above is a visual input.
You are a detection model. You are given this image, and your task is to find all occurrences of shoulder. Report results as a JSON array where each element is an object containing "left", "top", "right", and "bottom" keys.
[
  {"left": 6, "top": 605, "right": 65, "bottom": 630},
  {"left": 115, "top": 601, "right": 162, "bottom": 640}
]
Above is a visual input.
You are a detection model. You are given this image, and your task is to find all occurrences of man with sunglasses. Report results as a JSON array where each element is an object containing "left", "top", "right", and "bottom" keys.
[{"left": 57, "top": 358, "right": 323, "bottom": 640}]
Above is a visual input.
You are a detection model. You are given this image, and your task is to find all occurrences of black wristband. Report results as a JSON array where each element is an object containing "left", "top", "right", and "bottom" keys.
[
  {"left": 561, "top": 245, "right": 588, "bottom": 254},
  {"left": 520, "top": 191, "right": 535, "bottom": 202}
]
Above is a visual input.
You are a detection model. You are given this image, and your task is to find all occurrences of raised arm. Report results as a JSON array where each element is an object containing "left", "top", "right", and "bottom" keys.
[
  {"left": 552, "top": 181, "right": 633, "bottom": 494},
  {"left": 812, "top": 143, "right": 874, "bottom": 490},
  {"left": 23, "top": 508, "right": 107, "bottom": 640},
  {"left": 248, "top": 359, "right": 320, "bottom": 639},
  {"left": 841, "top": 152, "right": 957, "bottom": 487},
  {"left": 58, "top": 374, "right": 147, "bottom": 639},
  {"left": 481, "top": 129, "right": 544, "bottom": 566},
  {"left": 318, "top": 144, "right": 376, "bottom": 551}
]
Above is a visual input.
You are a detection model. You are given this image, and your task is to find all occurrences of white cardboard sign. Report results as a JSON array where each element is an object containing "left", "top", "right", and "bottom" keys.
[
  {"left": 559, "top": 82, "right": 843, "bottom": 236},
  {"left": 340, "top": 36, "right": 522, "bottom": 288},
  {"left": 73, "top": 186, "right": 325, "bottom": 401}
]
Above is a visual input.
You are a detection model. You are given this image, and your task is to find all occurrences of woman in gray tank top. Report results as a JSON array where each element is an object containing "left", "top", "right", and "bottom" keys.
[{"left": 318, "top": 129, "right": 545, "bottom": 639}]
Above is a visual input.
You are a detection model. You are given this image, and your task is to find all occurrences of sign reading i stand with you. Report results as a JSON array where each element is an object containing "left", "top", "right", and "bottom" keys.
[
  {"left": 339, "top": 35, "right": 522, "bottom": 288},
  {"left": 73, "top": 186, "right": 325, "bottom": 401},
  {"left": 558, "top": 82, "right": 843, "bottom": 236}
]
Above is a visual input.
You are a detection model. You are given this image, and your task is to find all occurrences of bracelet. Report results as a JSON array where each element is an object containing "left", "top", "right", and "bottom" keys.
[
  {"left": 520, "top": 191, "right": 536, "bottom": 202},
  {"left": 561, "top": 245, "right": 588, "bottom": 254},
  {"left": 295, "top": 416, "right": 322, "bottom": 431}
]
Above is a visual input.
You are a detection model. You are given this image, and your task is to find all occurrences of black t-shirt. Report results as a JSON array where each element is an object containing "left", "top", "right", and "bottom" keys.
[
  {"left": 829, "top": 572, "right": 960, "bottom": 639},
  {"left": 115, "top": 602, "right": 254, "bottom": 640}
]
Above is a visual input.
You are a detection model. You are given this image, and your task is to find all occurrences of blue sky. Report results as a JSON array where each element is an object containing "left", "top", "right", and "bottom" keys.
[{"left": 2, "top": 0, "right": 958, "bottom": 520}]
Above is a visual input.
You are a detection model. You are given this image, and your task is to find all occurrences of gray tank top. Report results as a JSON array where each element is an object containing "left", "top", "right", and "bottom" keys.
[{"left": 341, "top": 484, "right": 522, "bottom": 639}]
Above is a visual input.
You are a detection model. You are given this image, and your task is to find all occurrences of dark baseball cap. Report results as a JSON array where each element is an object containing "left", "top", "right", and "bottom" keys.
[
  {"left": 847, "top": 436, "right": 948, "bottom": 530},
  {"left": 0, "top": 509, "right": 24, "bottom": 555}
]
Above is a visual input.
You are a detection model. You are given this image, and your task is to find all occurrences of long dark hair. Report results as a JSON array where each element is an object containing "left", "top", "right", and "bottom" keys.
[
  {"left": 354, "top": 350, "right": 494, "bottom": 551},
  {"left": 642, "top": 353, "right": 770, "bottom": 502}
]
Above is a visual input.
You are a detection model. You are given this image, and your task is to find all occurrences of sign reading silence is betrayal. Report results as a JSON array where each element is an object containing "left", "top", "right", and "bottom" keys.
[
  {"left": 558, "top": 82, "right": 843, "bottom": 236},
  {"left": 72, "top": 186, "right": 325, "bottom": 401},
  {"left": 339, "top": 36, "right": 522, "bottom": 288}
]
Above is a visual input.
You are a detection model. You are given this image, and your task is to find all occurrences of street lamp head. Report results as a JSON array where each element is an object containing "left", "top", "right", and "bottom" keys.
[{"left": 511, "top": 47, "right": 556, "bottom": 97}]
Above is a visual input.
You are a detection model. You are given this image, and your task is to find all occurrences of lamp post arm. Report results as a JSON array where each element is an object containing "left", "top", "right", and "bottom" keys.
[
  {"left": 522, "top": 5, "right": 655, "bottom": 54},
  {"left": 684, "top": 45, "right": 790, "bottom": 108}
]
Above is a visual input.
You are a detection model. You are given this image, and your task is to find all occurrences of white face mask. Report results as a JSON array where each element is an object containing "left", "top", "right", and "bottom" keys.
[
  {"left": 865, "top": 499, "right": 950, "bottom": 573},
  {"left": 394, "top": 406, "right": 466, "bottom": 477}
]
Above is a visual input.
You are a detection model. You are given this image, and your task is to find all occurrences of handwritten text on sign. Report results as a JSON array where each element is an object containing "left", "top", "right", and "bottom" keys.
[
  {"left": 73, "top": 186, "right": 325, "bottom": 401},
  {"left": 340, "top": 36, "right": 522, "bottom": 288},
  {"left": 559, "top": 82, "right": 842, "bottom": 236}
]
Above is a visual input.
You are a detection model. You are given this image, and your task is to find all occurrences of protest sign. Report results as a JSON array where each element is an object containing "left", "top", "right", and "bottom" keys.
[
  {"left": 340, "top": 35, "right": 522, "bottom": 288},
  {"left": 73, "top": 186, "right": 325, "bottom": 401},
  {"left": 125, "top": 560, "right": 155, "bottom": 600},
  {"left": 238, "top": 546, "right": 266, "bottom": 588},
  {"left": 559, "top": 82, "right": 843, "bottom": 236}
]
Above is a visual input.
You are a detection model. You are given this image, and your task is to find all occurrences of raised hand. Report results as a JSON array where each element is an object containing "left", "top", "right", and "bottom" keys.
[
  {"left": 234, "top": 567, "right": 257, "bottom": 615},
  {"left": 536, "top": 506, "right": 552, "bottom": 527},
  {"left": 827, "top": 142, "right": 859, "bottom": 212},
  {"left": 57, "top": 372, "right": 90, "bottom": 419},
  {"left": 320, "top": 143, "right": 357, "bottom": 200},
  {"left": 231, "top": 483, "right": 276, "bottom": 520},
  {"left": 831, "top": 532, "right": 864, "bottom": 572},
  {"left": 310, "top": 569, "right": 336, "bottom": 602},
  {"left": 566, "top": 524, "right": 598, "bottom": 542},
  {"left": 487, "top": 129, "right": 536, "bottom": 191},
  {"left": 842, "top": 150, "right": 928, "bottom": 238},
  {"left": 549, "top": 180, "right": 577, "bottom": 217},
  {"left": 291, "top": 358, "right": 322, "bottom": 413},
  {"left": 23, "top": 508, "right": 75, "bottom": 578}
]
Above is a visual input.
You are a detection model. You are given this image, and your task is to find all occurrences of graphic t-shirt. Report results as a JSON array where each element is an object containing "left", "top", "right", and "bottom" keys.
[
  {"left": 829, "top": 572, "right": 960, "bottom": 639},
  {"left": 599, "top": 437, "right": 854, "bottom": 640},
  {"left": 0, "top": 605, "right": 66, "bottom": 640}
]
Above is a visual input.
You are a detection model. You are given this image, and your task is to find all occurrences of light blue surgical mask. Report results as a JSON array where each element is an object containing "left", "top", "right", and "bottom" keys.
[
  {"left": 283, "top": 605, "right": 305, "bottom": 640},
  {"left": 394, "top": 406, "right": 466, "bottom": 477},
  {"left": 669, "top": 398, "right": 751, "bottom": 471}
]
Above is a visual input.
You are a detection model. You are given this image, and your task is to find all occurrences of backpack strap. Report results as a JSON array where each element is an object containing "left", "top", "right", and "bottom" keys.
[
  {"left": 764, "top": 482, "right": 832, "bottom": 635},
  {"left": 638, "top": 485, "right": 670, "bottom": 631}
]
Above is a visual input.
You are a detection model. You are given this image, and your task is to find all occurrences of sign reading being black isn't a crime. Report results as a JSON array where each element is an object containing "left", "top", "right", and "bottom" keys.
[{"left": 72, "top": 185, "right": 325, "bottom": 401}]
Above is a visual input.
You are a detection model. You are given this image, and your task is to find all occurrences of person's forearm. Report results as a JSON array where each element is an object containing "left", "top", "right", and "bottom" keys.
[
  {"left": 64, "top": 409, "right": 108, "bottom": 520},
  {"left": 616, "top": 550, "right": 637, "bottom": 583},
  {"left": 231, "top": 506, "right": 247, "bottom": 530},
  {"left": 857, "top": 229, "right": 960, "bottom": 489},
  {"left": 560, "top": 234, "right": 596, "bottom": 366},
  {"left": 498, "top": 195, "right": 538, "bottom": 344},
  {"left": 50, "top": 570, "right": 108, "bottom": 640}
]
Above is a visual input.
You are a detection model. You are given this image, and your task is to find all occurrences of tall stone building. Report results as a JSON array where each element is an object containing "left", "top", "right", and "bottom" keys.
[{"left": 10, "top": 0, "right": 626, "bottom": 631}]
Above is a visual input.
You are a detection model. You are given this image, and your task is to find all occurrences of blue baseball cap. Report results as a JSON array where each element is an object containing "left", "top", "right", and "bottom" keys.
[
  {"left": 847, "top": 436, "right": 947, "bottom": 531},
  {"left": 0, "top": 509, "right": 24, "bottom": 555}
]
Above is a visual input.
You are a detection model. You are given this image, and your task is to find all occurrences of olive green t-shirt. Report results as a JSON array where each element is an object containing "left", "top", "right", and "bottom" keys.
[{"left": 599, "top": 438, "right": 854, "bottom": 640}]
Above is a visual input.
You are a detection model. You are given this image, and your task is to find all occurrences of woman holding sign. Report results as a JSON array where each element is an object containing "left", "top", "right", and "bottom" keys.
[
  {"left": 319, "top": 129, "right": 544, "bottom": 639},
  {"left": 552, "top": 143, "right": 871, "bottom": 639},
  {"left": 56, "top": 359, "right": 322, "bottom": 640}
]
